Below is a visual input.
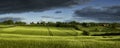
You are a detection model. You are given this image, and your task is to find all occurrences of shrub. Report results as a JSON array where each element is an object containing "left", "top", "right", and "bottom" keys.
[{"left": 82, "top": 31, "right": 90, "bottom": 36}]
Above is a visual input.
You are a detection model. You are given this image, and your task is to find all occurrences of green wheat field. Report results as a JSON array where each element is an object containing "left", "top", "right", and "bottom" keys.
[{"left": 0, "top": 25, "right": 120, "bottom": 48}]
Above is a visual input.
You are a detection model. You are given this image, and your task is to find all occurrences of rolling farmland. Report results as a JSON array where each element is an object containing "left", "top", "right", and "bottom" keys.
[{"left": 0, "top": 25, "right": 120, "bottom": 48}]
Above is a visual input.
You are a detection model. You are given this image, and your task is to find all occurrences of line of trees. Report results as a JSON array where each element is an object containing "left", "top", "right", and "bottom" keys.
[
  {"left": 0, "top": 20, "right": 120, "bottom": 28},
  {"left": 0, "top": 20, "right": 26, "bottom": 25}
]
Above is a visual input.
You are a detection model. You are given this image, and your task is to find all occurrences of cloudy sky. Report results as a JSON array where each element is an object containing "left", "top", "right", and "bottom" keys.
[{"left": 0, "top": 0, "right": 120, "bottom": 23}]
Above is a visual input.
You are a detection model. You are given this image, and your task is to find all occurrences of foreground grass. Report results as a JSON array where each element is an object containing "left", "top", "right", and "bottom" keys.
[{"left": 0, "top": 34, "right": 120, "bottom": 48}]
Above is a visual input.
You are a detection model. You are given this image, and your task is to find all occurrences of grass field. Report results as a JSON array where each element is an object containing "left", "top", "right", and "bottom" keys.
[
  {"left": 0, "top": 25, "right": 120, "bottom": 48},
  {"left": 0, "top": 25, "right": 81, "bottom": 36}
]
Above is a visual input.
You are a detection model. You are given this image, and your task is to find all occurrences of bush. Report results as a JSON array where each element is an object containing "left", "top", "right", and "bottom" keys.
[
  {"left": 73, "top": 25, "right": 80, "bottom": 30},
  {"left": 92, "top": 32, "right": 120, "bottom": 36},
  {"left": 82, "top": 31, "right": 90, "bottom": 36}
]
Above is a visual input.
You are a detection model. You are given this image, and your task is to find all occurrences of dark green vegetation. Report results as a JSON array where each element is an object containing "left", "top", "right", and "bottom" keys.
[{"left": 0, "top": 20, "right": 120, "bottom": 48}]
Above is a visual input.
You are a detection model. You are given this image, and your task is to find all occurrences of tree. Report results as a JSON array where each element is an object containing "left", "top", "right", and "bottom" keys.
[
  {"left": 40, "top": 21, "right": 46, "bottom": 25},
  {"left": 82, "top": 23, "right": 89, "bottom": 27},
  {"left": 69, "top": 21, "right": 79, "bottom": 25},
  {"left": 37, "top": 22, "right": 40, "bottom": 24},
  {"left": 47, "top": 22, "right": 55, "bottom": 26},
  {"left": 110, "top": 23, "right": 118, "bottom": 29},
  {"left": 56, "top": 22, "right": 62, "bottom": 27},
  {"left": 2, "top": 20, "right": 14, "bottom": 25},
  {"left": 15, "top": 21, "right": 26, "bottom": 25},
  {"left": 30, "top": 22, "right": 35, "bottom": 25}
]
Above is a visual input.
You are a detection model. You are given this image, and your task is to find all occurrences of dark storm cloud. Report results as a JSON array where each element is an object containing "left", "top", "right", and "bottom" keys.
[
  {"left": 0, "top": 0, "right": 91, "bottom": 14},
  {"left": 74, "top": 6, "right": 120, "bottom": 22},
  {"left": 0, "top": 17, "right": 23, "bottom": 22}
]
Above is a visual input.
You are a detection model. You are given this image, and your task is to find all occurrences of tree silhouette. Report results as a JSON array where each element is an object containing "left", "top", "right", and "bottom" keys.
[{"left": 2, "top": 20, "right": 14, "bottom": 25}]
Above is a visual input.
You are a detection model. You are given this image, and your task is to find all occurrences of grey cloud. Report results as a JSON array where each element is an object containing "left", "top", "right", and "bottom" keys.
[
  {"left": 53, "top": 17, "right": 63, "bottom": 19},
  {"left": 55, "top": 11, "right": 62, "bottom": 14},
  {"left": 0, "top": 17, "right": 23, "bottom": 22},
  {"left": 41, "top": 16, "right": 63, "bottom": 19},
  {"left": 0, "top": 0, "right": 91, "bottom": 14},
  {"left": 74, "top": 6, "right": 120, "bottom": 23},
  {"left": 41, "top": 16, "right": 54, "bottom": 18}
]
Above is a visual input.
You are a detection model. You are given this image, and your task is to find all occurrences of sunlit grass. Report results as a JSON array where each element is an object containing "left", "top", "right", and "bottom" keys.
[
  {"left": 0, "top": 26, "right": 82, "bottom": 36},
  {"left": 0, "top": 34, "right": 120, "bottom": 48},
  {"left": 0, "top": 25, "right": 120, "bottom": 48}
]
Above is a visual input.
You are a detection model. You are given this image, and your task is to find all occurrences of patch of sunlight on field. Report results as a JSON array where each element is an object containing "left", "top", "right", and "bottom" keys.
[
  {"left": 0, "top": 26, "right": 49, "bottom": 35},
  {"left": 49, "top": 27, "right": 82, "bottom": 36},
  {"left": 90, "top": 32, "right": 107, "bottom": 35},
  {"left": 0, "top": 26, "right": 83, "bottom": 36},
  {"left": 1, "top": 27, "right": 17, "bottom": 32}
]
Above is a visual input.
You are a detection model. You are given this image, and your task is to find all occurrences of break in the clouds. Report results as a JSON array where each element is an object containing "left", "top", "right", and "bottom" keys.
[
  {"left": 74, "top": 5, "right": 120, "bottom": 23},
  {"left": 0, "top": 0, "right": 91, "bottom": 14},
  {"left": 0, "top": 17, "right": 23, "bottom": 22}
]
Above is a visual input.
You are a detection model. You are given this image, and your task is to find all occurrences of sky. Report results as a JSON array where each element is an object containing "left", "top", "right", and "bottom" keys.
[{"left": 0, "top": 0, "right": 120, "bottom": 23}]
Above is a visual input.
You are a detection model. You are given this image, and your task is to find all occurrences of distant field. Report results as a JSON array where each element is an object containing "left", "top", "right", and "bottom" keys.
[
  {"left": 0, "top": 25, "right": 120, "bottom": 48},
  {"left": 0, "top": 25, "right": 82, "bottom": 36}
]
